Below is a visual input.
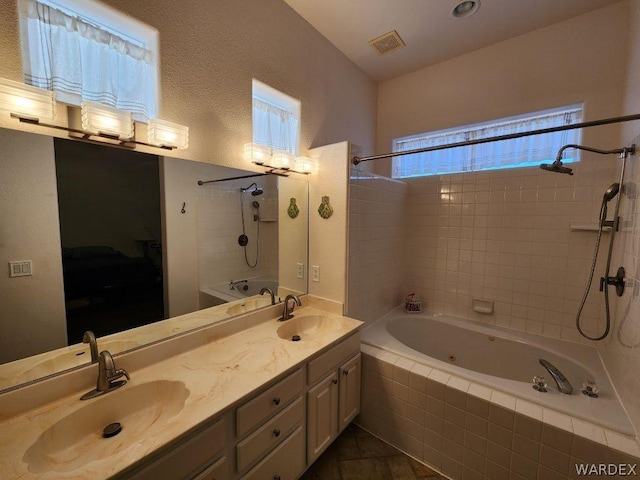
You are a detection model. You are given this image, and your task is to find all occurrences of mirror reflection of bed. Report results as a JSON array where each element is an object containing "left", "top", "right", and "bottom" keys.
[{"left": 54, "top": 139, "right": 165, "bottom": 344}]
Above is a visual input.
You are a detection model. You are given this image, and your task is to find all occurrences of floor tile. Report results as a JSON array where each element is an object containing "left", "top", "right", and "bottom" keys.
[
  {"left": 355, "top": 426, "right": 402, "bottom": 458},
  {"left": 386, "top": 455, "right": 418, "bottom": 479},
  {"left": 300, "top": 424, "right": 447, "bottom": 480},
  {"left": 340, "top": 458, "right": 391, "bottom": 480}
]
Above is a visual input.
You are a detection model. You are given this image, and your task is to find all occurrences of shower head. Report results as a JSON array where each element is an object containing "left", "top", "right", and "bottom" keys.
[
  {"left": 241, "top": 182, "right": 264, "bottom": 196},
  {"left": 604, "top": 183, "right": 620, "bottom": 203},
  {"left": 539, "top": 161, "right": 574, "bottom": 175}
]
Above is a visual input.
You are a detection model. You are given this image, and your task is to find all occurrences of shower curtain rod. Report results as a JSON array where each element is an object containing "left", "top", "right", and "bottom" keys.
[{"left": 351, "top": 113, "right": 640, "bottom": 165}]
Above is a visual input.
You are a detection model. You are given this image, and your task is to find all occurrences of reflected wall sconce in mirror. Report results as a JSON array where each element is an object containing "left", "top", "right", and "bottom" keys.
[
  {"left": 81, "top": 101, "right": 133, "bottom": 139},
  {"left": 148, "top": 118, "right": 189, "bottom": 150},
  {"left": 244, "top": 142, "right": 314, "bottom": 176},
  {"left": 0, "top": 77, "right": 56, "bottom": 122}
]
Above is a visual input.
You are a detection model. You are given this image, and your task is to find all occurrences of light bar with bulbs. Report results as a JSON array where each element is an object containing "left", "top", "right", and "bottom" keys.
[
  {"left": 0, "top": 77, "right": 56, "bottom": 122},
  {"left": 148, "top": 118, "right": 189, "bottom": 149},
  {"left": 244, "top": 142, "right": 312, "bottom": 175},
  {"left": 81, "top": 101, "right": 133, "bottom": 139}
]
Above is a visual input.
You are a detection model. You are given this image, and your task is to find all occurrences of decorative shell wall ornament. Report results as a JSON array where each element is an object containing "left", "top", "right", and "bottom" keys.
[
  {"left": 317, "top": 195, "right": 334, "bottom": 219},
  {"left": 287, "top": 197, "right": 299, "bottom": 219}
]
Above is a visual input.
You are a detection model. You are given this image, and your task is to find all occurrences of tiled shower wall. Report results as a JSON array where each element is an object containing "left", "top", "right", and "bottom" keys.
[
  {"left": 401, "top": 159, "right": 621, "bottom": 344},
  {"left": 601, "top": 138, "right": 640, "bottom": 433},
  {"left": 196, "top": 177, "right": 278, "bottom": 290},
  {"left": 347, "top": 169, "right": 407, "bottom": 323}
]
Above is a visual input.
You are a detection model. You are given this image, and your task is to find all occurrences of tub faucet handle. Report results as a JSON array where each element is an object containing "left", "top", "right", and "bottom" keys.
[
  {"left": 582, "top": 380, "right": 599, "bottom": 398},
  {"left": 532, "top": 375, "right": 547, "bottom": 393}
]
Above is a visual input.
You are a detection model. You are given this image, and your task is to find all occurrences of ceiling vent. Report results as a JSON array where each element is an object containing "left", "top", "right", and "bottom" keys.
[{"left": 369, "top": 30, "right": 405, "bottom": 56}]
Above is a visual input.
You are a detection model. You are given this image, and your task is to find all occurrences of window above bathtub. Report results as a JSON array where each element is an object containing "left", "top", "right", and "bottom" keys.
[
  {"left": 391, "top": 105, "right": 583, "bottom": 179},
  {"left": 18, "top": 0, "right": 159, "bottom": 122}
]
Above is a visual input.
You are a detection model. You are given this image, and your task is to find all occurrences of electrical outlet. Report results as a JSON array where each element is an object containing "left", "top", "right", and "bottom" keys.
[
  {"left": 9, "top": 260, "right": 32, "bottom": 277},
  {"left": 312, "top": 265, "right": 320, "bottom": 282},
  {"left": 296, "top": 262, "right": 304, "bottom": 279}
]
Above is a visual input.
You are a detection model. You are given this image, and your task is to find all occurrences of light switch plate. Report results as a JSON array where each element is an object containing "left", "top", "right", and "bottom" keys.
[
  {"left": 296, "top": 262, "right": 304, "bottom": 279},
  {"left": 9, "top": 260, "right": 33, "bottom": 277},
  {"left": 312, "top": 265, "right": 320, "bottom": 282}
]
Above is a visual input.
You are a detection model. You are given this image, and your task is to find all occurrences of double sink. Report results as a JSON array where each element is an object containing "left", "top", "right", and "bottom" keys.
[{"left": 21, "top": 312, "right": 345, "bottom": 474}]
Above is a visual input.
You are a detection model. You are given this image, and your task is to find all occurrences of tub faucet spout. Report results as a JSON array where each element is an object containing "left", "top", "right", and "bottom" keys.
[{"left": 539, "top": 359, "right": 573, "bottom": 394}]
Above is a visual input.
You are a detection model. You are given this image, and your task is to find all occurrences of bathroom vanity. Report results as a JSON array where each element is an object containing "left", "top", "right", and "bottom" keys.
[{"left": 0, "top": 299, "right": 362, "bottom": 479}]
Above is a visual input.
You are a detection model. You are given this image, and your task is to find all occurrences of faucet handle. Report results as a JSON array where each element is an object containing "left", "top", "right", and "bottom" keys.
[
  {"left": 532, "top": 375, "right": 547, "bottom": 392},
  {"left": 582, "top": 380, "right": 599, "bottom": 398}
]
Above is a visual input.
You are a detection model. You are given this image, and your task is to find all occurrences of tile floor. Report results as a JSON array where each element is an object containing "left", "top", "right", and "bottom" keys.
[{"left": 300, "top": 423, "right": 448, "bottom": 480}]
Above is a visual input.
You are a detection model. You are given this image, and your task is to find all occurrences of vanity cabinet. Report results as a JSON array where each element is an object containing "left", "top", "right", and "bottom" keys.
[
  {"left": 306, "top": 334, "right": 361, "bottom": 465},
  {"left": 126, "top": 417, "right": 227, "bottom": 480},
  {"left": 235, "top": 369, "right": 305, "bottom": 476},
  {"left": 121, "top": 332, "right": 360, "bottom": 480}
]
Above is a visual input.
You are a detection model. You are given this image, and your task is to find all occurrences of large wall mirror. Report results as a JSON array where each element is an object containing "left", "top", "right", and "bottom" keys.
[{"left": 0, "top": 127, "right": 308, "bottom": 391}]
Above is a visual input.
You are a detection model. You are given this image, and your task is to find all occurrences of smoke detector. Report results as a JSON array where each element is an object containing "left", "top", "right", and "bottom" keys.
[{"left": 369, "top": 30, "right": 406, "bottom": 56}]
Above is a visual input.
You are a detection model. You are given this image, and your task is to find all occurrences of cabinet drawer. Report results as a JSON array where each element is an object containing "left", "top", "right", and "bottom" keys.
[
  {"left": 129, "top": 418, "right": 225, "bottom": 480},
  {"left": 307, "top": 333, "right": 360, "bottom": 385},
  {"left": 237, "top": 396, "right": 303, "bottom": 471},
  {"left": 236, "top": 369, "right": 304, "bottom": 436},
  {"left": 193, "top": 457, "right": 226, "bottom": 480},
  {"left": 239, "top": 426, "right": 305, "bottom": 480}
]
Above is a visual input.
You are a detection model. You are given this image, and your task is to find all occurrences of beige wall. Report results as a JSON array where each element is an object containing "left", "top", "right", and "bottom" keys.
[
  {"left": 0, "top": 0, "right": 376, "bottom": 168},
  {"left": 0, "top": 129, "right": 67, "bottom": 363},
  {"left": 308, "top": 142, "right": 350, "bottom": 306},
  {"left": 376, "top": 2, "right": 627, "bottom": 176}
]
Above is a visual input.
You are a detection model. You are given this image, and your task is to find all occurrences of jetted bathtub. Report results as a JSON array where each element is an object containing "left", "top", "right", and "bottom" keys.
[{"left": 361, "top": 307, "right": 635, "bottom": 436}]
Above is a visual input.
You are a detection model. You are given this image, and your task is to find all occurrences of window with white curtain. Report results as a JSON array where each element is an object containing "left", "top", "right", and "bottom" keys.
[
  {"left": 252, "top": 79, "right": 300, "bottom": 155},
  {"left": 392, "top": 105, "right": 583, "bottom": 178},
  {"left": 18, "top": 0, "right": 158, "bottom": 122}
]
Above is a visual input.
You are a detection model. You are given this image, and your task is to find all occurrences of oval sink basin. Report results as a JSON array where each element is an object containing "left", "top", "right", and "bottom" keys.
[
  {"left": 24, "top": 380, "right": 189, "bottom": 474},
  {"left": 277, "top": 314, "right": 344, "bottom": 341}
]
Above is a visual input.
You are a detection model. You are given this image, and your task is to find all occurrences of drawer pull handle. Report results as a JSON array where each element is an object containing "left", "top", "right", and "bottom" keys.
[
  {"left": 272, "top": 397, "right": 281, "bottom": 405},
  {"left": 332, "top": 379, "right": 338, "bottom": 385},
  {"left": 274, "top": 476, "right": 281, "bottom": 480},
  {"left": 343, "top": 370, "right": 349, "bottom": 376},
  {"left": 273, "top": 428, "right": 281, "bottom": 437}
]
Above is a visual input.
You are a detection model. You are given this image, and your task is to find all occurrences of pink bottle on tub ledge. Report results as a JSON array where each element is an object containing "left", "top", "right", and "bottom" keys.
[{"left": 404, "top": 293, "right": 422, "bottom": 313}]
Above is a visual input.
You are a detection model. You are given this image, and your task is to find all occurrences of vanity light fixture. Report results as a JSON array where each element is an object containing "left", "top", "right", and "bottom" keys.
[
  {"left": 271, "top": 151, "right": 295, "bottom": 169},
  {"left": 148, "top": 118, "right": 189, "bottom": 149},
  {"left": 0, "top": 77, "right": 56, "bottom": 122},
  {"left": 294, "top": 156, "right": 316, "bottom": 174},
  {"left": 244, "top": 142, "right": 310, "bottom": 176},
  {"left": 81, "top": 101, "right": 134, "bottom": 139},
  {"left": 244, "top": 142, "right": 272, "bottom": 163}
]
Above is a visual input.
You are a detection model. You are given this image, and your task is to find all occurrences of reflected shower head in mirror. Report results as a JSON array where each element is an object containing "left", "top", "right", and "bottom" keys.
[{"left": 241, "top": 182, "right": 264, "bottom": 196}]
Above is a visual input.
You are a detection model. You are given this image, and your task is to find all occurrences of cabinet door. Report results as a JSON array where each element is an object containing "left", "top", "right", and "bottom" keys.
[
  {"left": 339, "top": 353, "right": 361, "bottom": 432},
  {"left": 307, "top": 371, "right": 338, "bottom": 464}
]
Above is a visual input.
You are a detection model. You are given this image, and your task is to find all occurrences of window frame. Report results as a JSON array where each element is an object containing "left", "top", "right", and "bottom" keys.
[
  {"left": 18, "top": 0, "right": 160, "bottom": 121},
  {"left": 392, "top": 105, "right": 584, "bottom": 179},
  {"left": 252, "top": 79, "right": 301, "bottom": 156}
]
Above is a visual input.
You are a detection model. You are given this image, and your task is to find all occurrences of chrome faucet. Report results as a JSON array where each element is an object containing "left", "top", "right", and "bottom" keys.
[
  {"left": 539, "top": 359, "right": 573, "bottom": 395},
  {"left": 279, "top": 294, "right": 302, "bottom": 321},
  {"left": 260, "top": 287, "right": 276, "bottom": 305},
  {"left": 82, "top": 330, "right": 99, "bottom": 364},
  {"left": 80, "top": 350, "right": 130, "bottom": 400}
]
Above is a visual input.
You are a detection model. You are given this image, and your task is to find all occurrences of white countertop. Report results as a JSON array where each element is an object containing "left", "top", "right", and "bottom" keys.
[{"left": 0, "top": 304, "right": 363, "bottom": 479}]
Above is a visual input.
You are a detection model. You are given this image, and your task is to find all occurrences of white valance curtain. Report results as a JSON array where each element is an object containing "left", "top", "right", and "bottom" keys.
[
  {"left": 22, "top": 0, "right": 156, "bottom": 121},
  {"left": 252, "top": 97, "right": 298, "bottom": 154},
  {"left": 393, "top": 108, "right": 582, "bottom": 178}
]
